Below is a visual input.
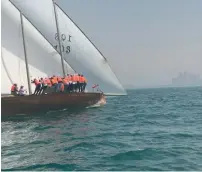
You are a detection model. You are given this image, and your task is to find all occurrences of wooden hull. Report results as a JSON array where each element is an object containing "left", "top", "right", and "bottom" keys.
[{"left": 1, "top": 92, "right": 106, "bottom": 116}]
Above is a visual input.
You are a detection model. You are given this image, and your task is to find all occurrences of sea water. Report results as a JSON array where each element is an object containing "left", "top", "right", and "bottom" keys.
[{"left": 1, "top": 87, "right": 202, "bottom": 170}]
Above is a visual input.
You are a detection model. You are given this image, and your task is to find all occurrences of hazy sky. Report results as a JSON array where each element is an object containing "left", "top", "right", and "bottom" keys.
[{"left": 57, "top": 0, "right": 202, "bottom": 87}]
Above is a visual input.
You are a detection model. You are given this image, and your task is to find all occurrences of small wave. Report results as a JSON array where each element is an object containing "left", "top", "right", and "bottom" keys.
[
  {"left": 108, "top": 148, "right": 163, "bottom": 161},
  {"left": 86, "top": 102, "right": 105, "bottom": 109},
  {"left": 97, "top": 140, "right": 130, "bottom": 149},
  {"left": 63, "top": 142, "right": 96, "bottom": 152},
  {"left": 29, "top": 140, "right": 52, "bottom": 145},
  {"left": 2, "top": 163, "right": 78, "bottom": 171},
  {"left": 170, "top": 133, "right": 195, "bottom": 138}
]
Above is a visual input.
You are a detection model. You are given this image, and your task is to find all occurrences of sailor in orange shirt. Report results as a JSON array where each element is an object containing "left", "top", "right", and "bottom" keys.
[
  {"left": 51, "top": 75, "right": 58, "bottom": 92},
  {"left": 11, "top": 83, "right": 18, "bottom": 96},
  {"left": 63, "top": 76, "right": 69, "bottom": 92},
  {"left": 83, "top": 75, "right": 87, "bottom": 92},
  {"left": 78, "top": 74, "right": 83, "bottom": 92},
  {"left": 68, "top": 74, "right": 73, "bottom": 92},
  {"left": 60, "top": 80, "right": 65, "bottom": 92},
  {"left": 79, "top": 75, "right": 86, "bottom": 92},
  {"left": 75, "top": 74, "right": 80, "bottom": 92},
  {"left": 42, "top": 77, "right": 50, "bottom": 94},
  {"left": 57, "top": 76, "right": 63, "bottom": 92},
  {"left": 43, "top": 77, "right": 52, "bottom": 94},
  {"left": 31, "top": 78, "right": 41, "bottom": 95},
  {"left": 39, "top": 77, "right": 49, "bottom": 95},
  {"left": 46, "top": 77, "right": 52, "bottom": 87},
  {"left": 72, "top": 74, "right": 77, "bottom": 92}
]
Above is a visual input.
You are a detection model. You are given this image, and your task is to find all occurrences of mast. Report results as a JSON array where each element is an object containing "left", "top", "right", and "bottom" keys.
[
  {"left": 20, "top": 12, "right": 32, "bottom": 95},
  {"left": 52, "top": 0, "right": 66, "bottom": 77}
]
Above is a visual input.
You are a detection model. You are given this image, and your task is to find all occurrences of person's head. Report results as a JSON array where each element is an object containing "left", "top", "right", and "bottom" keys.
[{"left": 20, "top": 86, "right": 24, "bottom": 89}]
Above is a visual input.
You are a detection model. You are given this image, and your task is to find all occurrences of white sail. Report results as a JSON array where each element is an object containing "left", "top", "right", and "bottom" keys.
[
  {"left": 1, "top": 0, "right": 74, "bottom": 94},
  {"left": 10, "top": 0, "right": 127, "bottom": 95},
  {"left": 22, "top": 14, "right": 74, "bottom": 79},
  {"left": 1, "top": 0, "right": 28, "bottom": 94}
]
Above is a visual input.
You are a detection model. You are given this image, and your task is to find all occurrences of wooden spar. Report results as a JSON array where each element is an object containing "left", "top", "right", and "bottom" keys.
[
  {"left": 52, "top": 0, "right": 66, "bottom": 77},
  {"left": 20, "top": 12, "right": 32, "bottom": 95}
]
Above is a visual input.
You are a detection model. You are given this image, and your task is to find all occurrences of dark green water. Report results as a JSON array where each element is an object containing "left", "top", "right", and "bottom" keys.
[{"left": 1, "top": 87, "right": 202, "bottom": 170}]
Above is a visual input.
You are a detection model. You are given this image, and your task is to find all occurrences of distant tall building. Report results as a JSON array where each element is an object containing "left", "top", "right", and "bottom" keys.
[{"left": 172, "top": 72, "right": 202, "bottom": 86}]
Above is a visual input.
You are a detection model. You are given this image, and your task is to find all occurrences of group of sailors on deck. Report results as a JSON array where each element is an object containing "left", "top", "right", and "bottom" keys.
[
  {"left": 10, "top": 73, "right": 88, "bottom": 96},
  {"left": 32, "top": 74, "right": 87, "bottom": 95}
]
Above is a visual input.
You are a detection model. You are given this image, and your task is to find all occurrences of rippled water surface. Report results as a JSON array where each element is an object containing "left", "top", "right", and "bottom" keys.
[{"left": 1, "top": 87, "right": 202, "bottom": 170}]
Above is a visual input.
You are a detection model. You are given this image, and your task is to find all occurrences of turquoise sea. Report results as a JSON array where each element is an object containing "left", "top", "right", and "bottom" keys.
[{"left": 1, "top": 87, "right": 202, "bottom": 170}]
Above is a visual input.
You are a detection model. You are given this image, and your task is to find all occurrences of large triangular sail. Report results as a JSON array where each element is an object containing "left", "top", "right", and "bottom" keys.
[
  {"left": 1, "top": 0, "right": 74, "bottom": 94},
  {"left": 10, "top": 0, "right": 127, "bottom": 95},
  {"left": 1, "top": 0, "right": 28, "bottom": 93}
]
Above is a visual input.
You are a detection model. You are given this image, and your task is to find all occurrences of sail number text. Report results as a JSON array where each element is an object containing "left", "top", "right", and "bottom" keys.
[
  {"left": 54, "top": 33, "right": 71, "bottom": 54},
  {"left": 55, "top": 33, "right": 71, "bottom": 42},
  {"left": 54, "top": 45, "right": 70, "bottom": 54}
]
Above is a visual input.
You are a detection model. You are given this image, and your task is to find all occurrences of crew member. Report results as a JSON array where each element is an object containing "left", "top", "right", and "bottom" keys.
[
  {"left": 18, "top": 86, "right": 26, "bottom": 96},
  {"left": 79, "top": 74, "right": 83, "bottom": 92},
  {"left": 57, "top": 76, "right": 63, "bottom": 92},
  {"left": 72, "top": 74, "right": 77, "bottom": 92},
  {"left": 63, "top": 76, "right": 69, "bottom": 93},
  {"left": 39, "top": 78, "right": 48, "bottom": 95},
  {"left": 51, "top": 75, "right": 58, "bottom": 92},
  {"left": 32, "top": 78, "right": 41, "bottom": 95},
  {"left": 81, "top": 75, "right": 87, "bottom": 92},
  {"left": 69, "top": 75, "right": 73, "bottom": 92},
  {"left": 11, "top": 83, "right": 18, "bottom": 96}
]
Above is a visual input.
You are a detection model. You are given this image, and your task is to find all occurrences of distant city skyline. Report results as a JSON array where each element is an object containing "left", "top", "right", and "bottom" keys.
[
  {"left": 172, "top": 71, "right": 202, "bottom": 86},
  {"left": 57, "top": 0, "right": 202, "bottom": 88}
]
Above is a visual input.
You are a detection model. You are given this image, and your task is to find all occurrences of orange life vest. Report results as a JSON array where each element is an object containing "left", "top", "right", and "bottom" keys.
[
  {"left": 69, "top": 76, "right": 72, "bottom": 82},
  {"left": 44, "top": 78, "right": 51, "bottom": 87},
  {"left": 65, "top": 76, "right": 69, "bottom": 82},
  {"left": 51, "top": 76, "right": 58, "bottom": 84},
  {"left": 84, "top": 77, "right": 87, "bottom": 83},
  {"left": 57, "top": 77, "right": 62, "bottom": 82},
  {"left": 75, "top": 75, "right": 79, "bottom": 82},
  {"left": 51, "top": 78, "right": 54, "bottom": 84},
  {"left": 51, "top": 78, "right": 56, "bottom": 84},
  {"left": 62, "top": 78, "right": 68, "bottom": 84},
  {"left": 61, "top": 83, "right": 64, "bottom": 92},
  {"left": 80, "top": 76, "right": 84, "bottom": 83},
  {"left": 47, "top": 78, "right": 52, "bottom": 87},
  {"left": 79, "top": 76, "right": 82, "bottom": 83},
  {"left": 72, "top": 75, "right": 77, "bottom": 82},
  {"left": 68, "top": 76, "right": 73, "bottom": 82},
  {"left": 11, "top": 85, "right": 15, "bottom": 91},
  {"left": 34, "top": 79, "right": 40, "bottom": 86}
]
